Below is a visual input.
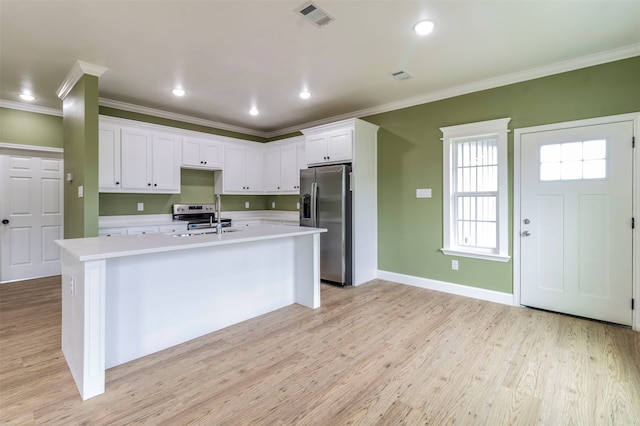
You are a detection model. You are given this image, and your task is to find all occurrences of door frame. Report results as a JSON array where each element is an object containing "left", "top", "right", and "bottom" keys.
[
  {"left": 0, "top": 142, "right": 64, "bottom": 283},
  {"left": 513, "top": 113, "right": 639, "bottom": 331}
]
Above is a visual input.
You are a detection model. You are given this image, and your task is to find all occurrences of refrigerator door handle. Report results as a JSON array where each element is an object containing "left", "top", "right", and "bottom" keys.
[{"left": 311, "top": 182, "right": 318, "bottom": 227}]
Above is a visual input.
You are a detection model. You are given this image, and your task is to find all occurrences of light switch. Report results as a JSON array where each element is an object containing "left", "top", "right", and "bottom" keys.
[
  {"left": 272, "top": 202, "right": 276, "bottom": 209},
  {"left": 416, "top": 188, "right": 432, "bottom": 198},
  {"left": 77, "top": 185, "right": 83, "bottom": 198},
  {"left": 245, "top": 201, "right": 250, "bottom": 209}
]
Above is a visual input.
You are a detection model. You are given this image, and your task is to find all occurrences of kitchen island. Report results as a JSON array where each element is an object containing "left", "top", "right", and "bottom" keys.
[{"left": 56, "top": 225, "right": 325, "bottom": 400}]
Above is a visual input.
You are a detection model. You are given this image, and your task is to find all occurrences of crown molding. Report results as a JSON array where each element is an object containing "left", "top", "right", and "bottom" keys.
[
  {"left": 0, "top": 100, "right": 62, "bottom": 116},
  {"left": 57, "top": 61, "right": 108, "bottom": 100},
  {"left": 286, "top": 43, "right": 640, "bottom": 136},
  {"left": 98, "top": 98, "right": 269, "bottom": 139}
]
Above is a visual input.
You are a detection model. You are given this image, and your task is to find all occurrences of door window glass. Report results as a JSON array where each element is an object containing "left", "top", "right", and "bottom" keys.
[{"left": 540, "top": 139, "right": 606, "bottom": 181}]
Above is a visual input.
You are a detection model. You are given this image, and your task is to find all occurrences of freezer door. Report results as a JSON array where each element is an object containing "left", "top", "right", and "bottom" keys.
[
  {"left": 299, "top": 168, "right": 316, "bottom": 227},
  {"left": 316, "top": 165, "right": 351, "bottom": 284}
]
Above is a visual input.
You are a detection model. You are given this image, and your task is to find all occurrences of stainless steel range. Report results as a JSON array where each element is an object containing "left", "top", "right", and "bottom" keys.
[{"left": 172, "top": 203, "right": 232, "bottom": 230}]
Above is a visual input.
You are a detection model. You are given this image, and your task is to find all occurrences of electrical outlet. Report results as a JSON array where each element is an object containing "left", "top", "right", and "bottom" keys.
[
  {"left": 297, "top": 202, "right": 300, "bottom": 210},
  {"left": 137, "top": 203, "right": 144, "bottom": 212},
  {"left": 77, "top": 185, "right": 83, "bottom": 198},
  {"left": 272, "top": 202, "right": 276, "bottom": 209},
  {"left": 245, "top": 201, "right": 250, "bottom": 209},
  {"left": 451, "top": 260, "right": 459, "bottom": 270}
]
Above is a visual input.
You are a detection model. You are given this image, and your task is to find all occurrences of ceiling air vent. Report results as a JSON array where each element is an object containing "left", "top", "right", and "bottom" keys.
[
  {"left": 297, "top": 1, "right": 334, "bottom": 27},
  {"left": 390, "top": 70, "right": 414, "bottom": 81}
]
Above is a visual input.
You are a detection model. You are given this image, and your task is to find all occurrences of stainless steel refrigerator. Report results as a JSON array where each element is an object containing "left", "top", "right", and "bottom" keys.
[{"left": 300, "top": 164, "right": 352, "bottom": 286}]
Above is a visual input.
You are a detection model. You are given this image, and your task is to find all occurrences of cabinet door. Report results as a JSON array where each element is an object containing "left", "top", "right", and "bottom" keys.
[
  {"left": 327, "top": 129, "right": 353, "bottom": 162},
  {"left": 121, "top": 128, "right": 152, "bottom": 191},
  {"left": 182, "top": 139, "right": 202, "bottom": 167},
  {"left": 244, "top": 147, "right": 264, "bottom": 192},
  {"left": 99, "top": 125, "right": 121, "bottom": 191},
  {"left": 280, "top": 144, "right": 299, "bottom": 191},
  {"left": 201, "top": 141, "right": 223, "bottom": 169},
  {"left": 305, "top": 134, "right": 328, "bottom": 165},
  {"left": 152, "top": 133, "right": 180, "bottom": 192},
  {"left": 264, "top": 147, "right": 281, "bottom": 192},
  {"left": 127, "top": 226, "right": 160, "bottom": 235},
  {"left": 223, "top": 145, "right": 247, "bottom": 192}
]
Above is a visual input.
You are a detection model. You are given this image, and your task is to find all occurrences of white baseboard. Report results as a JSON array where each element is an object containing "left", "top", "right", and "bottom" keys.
[{"left": 377, "top": 270, "right": 515, "bottom": 306}]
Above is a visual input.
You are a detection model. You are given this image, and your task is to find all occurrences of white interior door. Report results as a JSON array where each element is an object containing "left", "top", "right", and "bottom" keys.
[
  {"left": 519, "top": 121, "right": 633, "bottom": 325},
  {"left": 0, "top": 153, "right": 64, "bottom": 283}
]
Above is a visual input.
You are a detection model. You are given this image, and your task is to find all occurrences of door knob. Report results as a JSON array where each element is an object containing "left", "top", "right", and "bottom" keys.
[
  {"left": 1, "top": 219, "right": 8, "bottom": 224},
  {"left": 523, "top": 218, "right": 530, "bottom": 224},
  {"left": 521, "top": 230, "right": 531, "bottom": 237}
]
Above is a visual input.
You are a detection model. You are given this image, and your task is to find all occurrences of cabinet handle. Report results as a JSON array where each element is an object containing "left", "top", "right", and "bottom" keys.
[
  {"left": 154, "top": 183, "right": 157, "bottom": 187},
  {"left": 148, "top": 183, "right": 151, "bottom": 186},
  {"left": 115, "top": 181, "right": 120, "bottom": 185}
]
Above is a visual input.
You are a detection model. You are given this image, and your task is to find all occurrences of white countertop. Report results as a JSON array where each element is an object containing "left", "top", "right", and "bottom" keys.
[{"left": 57, "top": 224, "right": 325, "bottom": 262}]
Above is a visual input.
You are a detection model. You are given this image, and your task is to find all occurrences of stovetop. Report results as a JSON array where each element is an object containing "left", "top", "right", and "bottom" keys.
[{"left": 172, "top": 203, "right": 231, "bottom": 228}]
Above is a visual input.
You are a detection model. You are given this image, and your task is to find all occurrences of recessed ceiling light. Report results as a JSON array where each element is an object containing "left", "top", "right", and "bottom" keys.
[
  {"left": 299, "top": 91, "right": 311, "bottom": 99},
  {"left": 172, "top": 88, "right": 186, "bottom": 97},
  {"left": 414, "top": 20, "right": 435, "bottom": 36},
  {"left": 249, "top": 107, "right": 259, "bottom": 116},
  {"left": 19, "top": 91, "right": 35, "bottom": 101}
]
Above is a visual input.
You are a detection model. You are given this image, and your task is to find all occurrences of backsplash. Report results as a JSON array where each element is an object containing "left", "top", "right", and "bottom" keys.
[{"left": 99, "top": 169, "right": 300, "bottom": 216}]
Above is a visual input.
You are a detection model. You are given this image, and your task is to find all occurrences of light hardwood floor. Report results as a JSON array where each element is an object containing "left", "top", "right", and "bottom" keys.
[{"left": 1, "top": 276, "right": 639, "bottom": 425}]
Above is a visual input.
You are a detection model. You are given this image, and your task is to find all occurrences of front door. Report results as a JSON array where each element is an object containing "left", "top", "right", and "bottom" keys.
[
  {"left": 0, "top": 153, "right": 64, "bottom": 283},
  {"left": 519, "top": 120, "right": 633, "bottom": 325}
]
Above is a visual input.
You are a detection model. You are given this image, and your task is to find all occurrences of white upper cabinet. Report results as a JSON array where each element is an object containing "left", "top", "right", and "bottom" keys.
[
  {"left": 263, "top": 137, "right": 304, "bottom": 194},
  {"left": 264, "top": 147, "right": 282, "bottom": 192},
  {"left": 150, "top": 133, "right": 181, "bottom": 192},
  {"left": 98, "top": 124, "right": 122, "bottom": 191},
  {"left": 120, "top": 128, "right": 152, "bottom": 191},
  {"left": 99, "top": 118, "right": 181, "bottom": 194},
  {"left": 215, "top": 144, "right": 264, "bottom": 194},
  {"left": 304, "top": 128, "right": 353, "bottom": 165},
  {"left": 182, "top": 138, "right": 223, "bottom": 170},
  {"left": 279, "top": 143, "right": 299, "bottom": 191}
]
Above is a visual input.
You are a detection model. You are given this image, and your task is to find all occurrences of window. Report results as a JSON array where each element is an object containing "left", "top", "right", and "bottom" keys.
[
  {"left": 440, "top": 118, "right": 511, "bottom": 262},
  {"left": 539, "top": 139, "right": 607, "bottom": 181}
]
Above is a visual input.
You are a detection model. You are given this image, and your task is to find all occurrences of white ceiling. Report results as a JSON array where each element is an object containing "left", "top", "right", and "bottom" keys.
[{"left": 1, "top": 0, "right": 639, "bottom": 137}]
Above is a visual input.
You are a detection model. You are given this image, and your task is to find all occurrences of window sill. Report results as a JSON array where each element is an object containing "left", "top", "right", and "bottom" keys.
[{"left": 440, "top": 248, "right": 511, "bottom": 263}]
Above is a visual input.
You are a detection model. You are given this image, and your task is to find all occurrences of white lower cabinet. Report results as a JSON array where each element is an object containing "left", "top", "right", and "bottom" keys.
[
  {"left": 233, "top": 219, "right": 263, "bottom": 227},
  {"left": 98, "top": 228, "right": 128, "bottom": 237},
  {"left": 126, "top": 226, "right": 160, "bottom": 235},
  {"left": 158, "top": 224, "right": 188, "bottom": 233},
  {"left": 99, "top": 223, "right": 187, "bottom": 237}
]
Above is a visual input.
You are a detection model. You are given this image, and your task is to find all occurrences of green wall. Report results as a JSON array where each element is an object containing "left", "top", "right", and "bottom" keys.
[
  {"left": 62, "top": 75, "right": 100, "bottom": 238},
  {"left": 2, "top": 57, "right": 638, "bottom": 294},
  {"left": 364, "top": 56, "right": 640, "bottom": 294},
  {"left": 0, "top": 107, "right": 63, "bottom": 147}
]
